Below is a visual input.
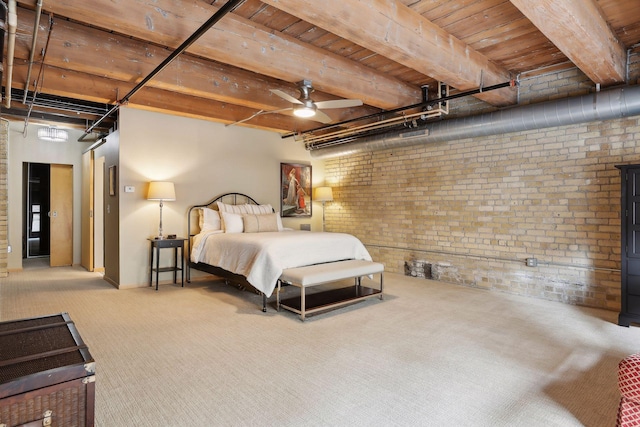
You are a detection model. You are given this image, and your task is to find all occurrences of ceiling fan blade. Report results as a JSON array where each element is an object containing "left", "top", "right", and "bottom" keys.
[
  {"left": 314, "top": 99, "right": 363, "bottom": 109},
  {"left": 313, "top": 109, "right": 333, "bottom": 124},
  {"left": 270, "top": 89, "right": 302, "bottom": 105}
]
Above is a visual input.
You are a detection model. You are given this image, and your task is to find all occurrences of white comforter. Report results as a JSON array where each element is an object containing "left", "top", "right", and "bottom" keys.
[{"left": 191, "top": 230, "right": 372, "bottom": 297}]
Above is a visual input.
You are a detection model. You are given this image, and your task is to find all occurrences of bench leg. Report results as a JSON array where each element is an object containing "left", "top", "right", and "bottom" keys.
[
  {"left": 300, "top": 287, "right": 306, "bottom": 321},
  {"left": 380, "top": 272, "right": 384, "bottom": 300},
  {"left": 276, "top": 280, "right": 281, "bottom": 311}
]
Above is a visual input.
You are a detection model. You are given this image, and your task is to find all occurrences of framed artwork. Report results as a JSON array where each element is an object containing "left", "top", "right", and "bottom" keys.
[
  {"left": 280, "top": 162, "right": 312, "bottom": 217},
  {"left": 108, "top": 165, "right": 116, "bottom": 196}
]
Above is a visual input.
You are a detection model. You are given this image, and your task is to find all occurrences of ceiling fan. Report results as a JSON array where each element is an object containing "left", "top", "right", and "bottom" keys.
[
  {"left": 270, "top": 80, "right": 363, "bottom": 124},
  {"left": 226, "top": 79, "right": 363, "bottom": 127}
]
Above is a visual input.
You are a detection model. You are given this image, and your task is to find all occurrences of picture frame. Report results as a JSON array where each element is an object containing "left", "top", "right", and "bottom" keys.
[
  {"left": 109, "top": 165, "right": 116, "bottom": 196},
  {"left": 280, "top": 162, "right": 312, "bottom": 217}
]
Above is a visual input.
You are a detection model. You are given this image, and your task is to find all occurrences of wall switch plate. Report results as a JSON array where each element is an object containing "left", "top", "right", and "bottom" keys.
[{"left": 124, "top": 185, "right": 135, "bottom": 193}]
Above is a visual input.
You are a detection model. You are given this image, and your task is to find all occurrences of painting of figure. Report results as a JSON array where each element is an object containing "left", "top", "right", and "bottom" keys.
[{"left": 280, "top": 163, "right": 312, "bottom": 217}]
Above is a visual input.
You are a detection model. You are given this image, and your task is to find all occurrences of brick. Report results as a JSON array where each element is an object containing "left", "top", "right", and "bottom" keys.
[{"left": 324, "top": 69, "right": 640, "bottom": 312}]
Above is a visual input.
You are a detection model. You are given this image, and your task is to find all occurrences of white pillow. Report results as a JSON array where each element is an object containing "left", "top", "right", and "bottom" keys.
[
  {"left": 217, "top": 201, "right": 274, "bottom": 215},
  {"left": 217, "top": 201, "right": 252, "bottom": 214},
  {"left": 246, "top": 204, "right": 273, "bottom": 215},
  {"left": 221, "top": 211, "right": 244, "bottom": 233},
  {"left": 275, "top": 212, "right": 284, "bottom": 231},
  {"left": 216, "top": 201, "right": 232, "bottom": 213},
  {"left": 200, "top": 208, "right": 221, "bottom": 231}
]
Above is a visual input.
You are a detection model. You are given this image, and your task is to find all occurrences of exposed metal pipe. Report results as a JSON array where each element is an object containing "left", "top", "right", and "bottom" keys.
[
  {"left": 286, "top": 81, "right": 514, "bottom": 140},
  {"left": 22, "top": 0, "right": 42, "bottom": 105},
  {"left": 22, "top": 13, "right": 53, "bottom": 136},
  {"left": 310, "top": 85, "right": 640, "bottom": 159},
  {"left": 79, "top": 0, "right": 246, "bottom": 142},
  {"left": 4, "top": 0, "right": 16, "bottom": 108}
]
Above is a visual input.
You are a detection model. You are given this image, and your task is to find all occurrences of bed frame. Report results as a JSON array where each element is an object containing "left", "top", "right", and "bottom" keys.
[{"left": 187, "top": 192, "right": 271, "bottom": 311}]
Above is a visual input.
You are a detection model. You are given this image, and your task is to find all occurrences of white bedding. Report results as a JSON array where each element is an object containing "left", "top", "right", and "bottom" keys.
[{"left": 191, "top": 230, "right": 372, "bottom": 297}]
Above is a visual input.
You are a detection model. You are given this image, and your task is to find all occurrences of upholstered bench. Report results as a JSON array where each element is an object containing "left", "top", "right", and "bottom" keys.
[
  {"left": 618, "top": 353, "right": 640, "bottom": 426},
  {"left": 277, "top": 259, "right": 384, "bottom": 321}
]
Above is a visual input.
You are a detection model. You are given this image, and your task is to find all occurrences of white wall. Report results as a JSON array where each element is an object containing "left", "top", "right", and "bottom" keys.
[
  {"left": 117, "top": 107, "right": 326, "bottom": 287},
  {"left": 7, "top": 121, "right": 89, "bottom": 270}
]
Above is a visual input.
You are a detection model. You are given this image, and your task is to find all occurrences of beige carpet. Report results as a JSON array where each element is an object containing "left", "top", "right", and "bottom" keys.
[{"left": 1, "top": 261, "right": 639, "bottom": 426}]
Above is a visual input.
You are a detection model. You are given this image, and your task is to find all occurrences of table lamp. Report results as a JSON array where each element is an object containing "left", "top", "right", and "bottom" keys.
[
  {"left": 147, "top": 181, "right": 176, "bottom": 239},
  {"left": 315, "top": 186, "right": 333, "bottom": 232}
]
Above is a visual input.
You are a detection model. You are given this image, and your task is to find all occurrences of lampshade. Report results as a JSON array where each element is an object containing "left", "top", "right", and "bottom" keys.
[
  {"left": 315, "top": 186, "right": 333, "bottom": 202},
  {"left": 147, "top": 181, "right": 176, "bottom": 201}
]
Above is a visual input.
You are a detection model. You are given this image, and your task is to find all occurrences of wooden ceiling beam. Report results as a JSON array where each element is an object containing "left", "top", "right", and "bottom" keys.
[
  {"left": 10, "top": 62, "right": 316, "bottom": 134},
  {"left": 259, "top": 0, "right": 517, "bottom": 106},
  {"left": 11, "top": 8, "right": 380, "bottom": 127},
  {"left": 16, "top": 0, "right": 422, "bottom": 110},
  {"left": 509, "top": 0, "right": 626, "bottom": 85}
]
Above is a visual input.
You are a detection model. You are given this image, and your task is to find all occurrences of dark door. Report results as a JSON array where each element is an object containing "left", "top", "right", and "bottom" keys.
[
  {"left": 618, "top": 164, "right": 640, "bottom": 326},
  {"left": 23, "top": 163, "right": 50, "bottom": 258}
]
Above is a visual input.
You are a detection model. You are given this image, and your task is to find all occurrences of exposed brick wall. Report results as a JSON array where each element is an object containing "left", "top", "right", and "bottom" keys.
[
  {"left": 518, "top": 67, "right": 593, "bottom": 104},
  {"left": 630, "top": 45, "right": 640, "bottom": 85},
  {"left": 323, "top": 66, "right": 640, "bottom": 311},
  {"left": 0, "top": 120, "right": 7, "bottom": 277}
]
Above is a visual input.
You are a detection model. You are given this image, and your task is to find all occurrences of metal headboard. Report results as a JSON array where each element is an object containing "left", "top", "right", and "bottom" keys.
[
  {"left": 187, "top": 192, "right": 260, "bottom": 237},
  {"left": 187, "top": 192, "right": 262, "bottom": 273}
]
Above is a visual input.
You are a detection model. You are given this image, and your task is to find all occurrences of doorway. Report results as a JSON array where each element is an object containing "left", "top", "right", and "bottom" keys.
[
  {"left": 23, "top": 162, "right": 74, "bottom": 266},
  {"left": 23, "top": 163, "right": 50, "bottom": 258}
]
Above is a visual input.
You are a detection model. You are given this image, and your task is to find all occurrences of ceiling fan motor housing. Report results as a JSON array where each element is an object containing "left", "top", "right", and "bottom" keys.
[
  {"left": 298, "top": 80, "right": 314, "bottom": 100},
  {"left": 294, "top": 98, "right": 317, "bottom": 117}
]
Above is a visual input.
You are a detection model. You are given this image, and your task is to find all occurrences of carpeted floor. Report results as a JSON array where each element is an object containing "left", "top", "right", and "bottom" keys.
[{"left": 1, "top": 261, "right": 639, "bottom": 426}]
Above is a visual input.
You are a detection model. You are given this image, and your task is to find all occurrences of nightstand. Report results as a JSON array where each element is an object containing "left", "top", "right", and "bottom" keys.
[{"left": 148, "top": 237, "right": 187, "bottom": 291}]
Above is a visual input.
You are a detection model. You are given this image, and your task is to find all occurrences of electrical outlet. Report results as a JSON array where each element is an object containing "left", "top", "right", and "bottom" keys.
[
  {"left": 7, "top": 245, "right": 11, "bottom": 253},
  {"left": 526, "top": 258, "right": 538, "bottom": 267}
]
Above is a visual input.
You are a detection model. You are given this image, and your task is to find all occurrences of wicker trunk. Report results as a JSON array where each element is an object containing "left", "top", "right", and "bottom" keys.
[{"left": 0, "top": 313, "right": 95, "bottom": 427}]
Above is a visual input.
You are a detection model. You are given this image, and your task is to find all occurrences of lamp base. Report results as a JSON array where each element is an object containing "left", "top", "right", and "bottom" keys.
[{"left": 154, "top": 235, "right": 165, "bottom": 240}]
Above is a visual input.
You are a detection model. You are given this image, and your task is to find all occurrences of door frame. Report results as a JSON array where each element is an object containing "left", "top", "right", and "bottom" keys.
[{"left": 81, "top": 151, "right": 94, "bottom": 271}]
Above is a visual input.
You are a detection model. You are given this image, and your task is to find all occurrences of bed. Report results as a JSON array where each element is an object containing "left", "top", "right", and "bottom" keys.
[{"left": 187, "top": 193, "right": 372, "bottom": 311}]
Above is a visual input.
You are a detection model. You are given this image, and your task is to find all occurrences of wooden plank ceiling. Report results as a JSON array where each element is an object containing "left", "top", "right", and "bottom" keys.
[{"left": 4, "top": 0, "right": 640, "bottom": 136}]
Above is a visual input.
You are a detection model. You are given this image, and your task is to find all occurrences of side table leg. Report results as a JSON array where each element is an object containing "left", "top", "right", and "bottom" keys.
[
  {"left": 181, "top": 245, "right": 184, "bottom": 287},
  {"left": 155, "top": 246, "right": 160, "bottom": 291},
  {"left": 173, "top": 247, "right": 177, "bottom": 284},
  {"left": 149, "top": 243, "right": 154, "bottom": 288}
]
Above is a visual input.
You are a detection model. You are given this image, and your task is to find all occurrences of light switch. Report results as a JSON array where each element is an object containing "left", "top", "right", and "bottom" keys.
[{"left": 124, "top": 185, "right": 135, "bottom": 193}]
